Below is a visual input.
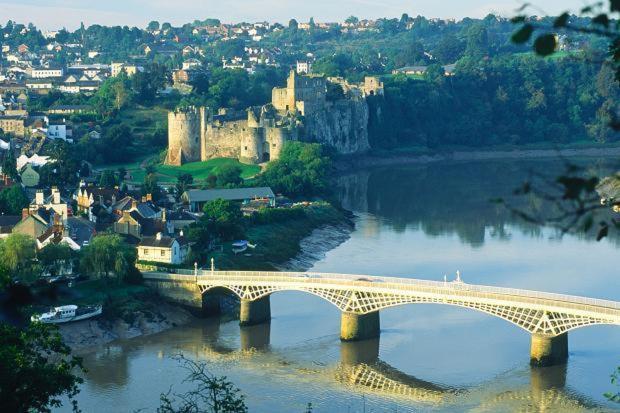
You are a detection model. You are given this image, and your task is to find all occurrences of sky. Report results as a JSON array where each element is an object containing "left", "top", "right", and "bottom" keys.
[{"left": 0, "top": 0, "right": 588, "bottom": 31}]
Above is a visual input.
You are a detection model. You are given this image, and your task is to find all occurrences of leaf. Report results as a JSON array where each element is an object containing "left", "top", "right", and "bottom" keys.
[
  {"left": 512, "top": 24, "right": 534, "bottom": 44},
  {"left": 596, "top": 223, "right": 609, "bottom": 241},
  {"left": 534, "top": 33, "right": 557, "bottom": 56},
  {"left": 583, "top": 216, "right": 593, "bottom": 232},
  {"left": 592, "top": 13, "right": 610, "bottom": 27},
  {"left": 553, "top": 12, "right": 569, "bottom": 28},
  {"left": 511, "top": 16, "right": 526, "bottom": 24}
]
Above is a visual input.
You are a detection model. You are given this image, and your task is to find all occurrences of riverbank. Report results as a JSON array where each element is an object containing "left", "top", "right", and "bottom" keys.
[
  {"left": 337, "top": 145, "right": 620, "bottom": 171},
  {"left": 58, "top": 301, "right": 195, "bottom": 351},
  {"left": 210, "top": 202, "right": 354, "bottom": 271}
]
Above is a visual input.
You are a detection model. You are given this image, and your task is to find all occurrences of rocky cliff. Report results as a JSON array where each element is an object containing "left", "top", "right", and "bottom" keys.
[{"left": 303, "top": 98, "right": 370, "bottom": 154}]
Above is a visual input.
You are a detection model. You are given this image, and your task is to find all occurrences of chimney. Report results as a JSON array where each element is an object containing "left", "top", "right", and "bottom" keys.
[
  {"left": 35, "top": 190, "right": 44, "bottom": 205},
  {"left": 179, "top": 230, "right": 184, "bottom": 237},
  {"left": 52, "top": 187, "right": 60, "bottom": 204},
  {"left": 21, "top": 208, "right": 30, "bottom": 220},
  {"left": 146, "top": 193, "right": 152, "bottom": 202},
  {"left": 162, "top": 209, "right": 166, "bottom": 222},
  {"left": 156, "top": 232, "right": 162, "bottom": 240},
  {"left": 131, "top": 199, "right": 138, "bottom": 210}
]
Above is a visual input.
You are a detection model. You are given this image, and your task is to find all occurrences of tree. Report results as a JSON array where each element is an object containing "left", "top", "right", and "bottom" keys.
[
  {"left": 0, "top": 234, "right": 36, "bottom": 282},
  {"left": 37, "top": 244, "right": 73, "bottom": 277},
  {"left": 157, "top": 355, "right": 247, "bottom": 413},
  {"left": 142, "top": 172, "right": 162, "bottom": 201},
  {"left": 215, "top": 164, "right": 242, "bottom": 187},
  {"left": 99, "top": 169, "right": 117, "bottom": 188},
  {"left": 80, "top": 234, "right": 136, "bottom": 280},
  {"left": 0, "top": 185, "right": 29, "bottom": 215},
  {"left": 1, "top": 149, "right": 17, "bottom": 179},
  {"left": 0, "top": 322, "right": 84, "bottom": 413},
  {"left": 147, "top": 20, "right": 160, "bottom": 31},
  {"left": 202, "top": 199, "right": 243, "bottom": 241},
  {"left": 345, "top": 16, "right": 359, "bottom": 25},
  {"left": 259, "top": 142, "right": 332, "bottom": 197},
  {"left": 288, "top": 19, "right": 298, "bottom": 31},
  {"left": 176, "top": 173, "right": 194, "bottom": 199}
]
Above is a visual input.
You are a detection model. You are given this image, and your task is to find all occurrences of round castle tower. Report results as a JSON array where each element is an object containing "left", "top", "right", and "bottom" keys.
[{"left": 165, "top": 107, "right": 202, "bottom": 166}]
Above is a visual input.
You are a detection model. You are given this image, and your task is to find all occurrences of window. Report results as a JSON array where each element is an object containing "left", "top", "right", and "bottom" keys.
[
  {"left": 161, "top": 250, "right": 165, "bottom": 257},
  {"left": 244, "top": 146, "right": 248, "bottom": 150},
  {"left": 143, "top": 249, "right": 149, "bottom": 255}
]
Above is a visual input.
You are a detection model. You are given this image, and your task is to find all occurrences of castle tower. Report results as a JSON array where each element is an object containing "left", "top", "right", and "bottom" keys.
[{"left": 165, "top": 107, "right": 202, "bottom": 166}]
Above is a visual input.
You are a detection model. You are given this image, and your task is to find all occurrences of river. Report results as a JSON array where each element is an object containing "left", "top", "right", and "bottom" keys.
[{"left": 59, "top": 158, "right": 620, "bottom": 412}]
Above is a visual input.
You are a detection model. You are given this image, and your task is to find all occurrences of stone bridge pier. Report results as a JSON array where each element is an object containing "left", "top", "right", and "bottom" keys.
[{"left": 530, "top": 333, "right": 568, "bottom": 367}]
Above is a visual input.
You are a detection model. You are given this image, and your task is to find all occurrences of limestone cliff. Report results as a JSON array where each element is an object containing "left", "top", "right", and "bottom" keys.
[{"left": 303, "top": 98, "right": 370, "bottom": 154}]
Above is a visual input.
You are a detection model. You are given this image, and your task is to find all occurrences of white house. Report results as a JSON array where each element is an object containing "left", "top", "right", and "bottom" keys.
[{"left": 137, "top": 232, "right": 190, "bottom": 265}]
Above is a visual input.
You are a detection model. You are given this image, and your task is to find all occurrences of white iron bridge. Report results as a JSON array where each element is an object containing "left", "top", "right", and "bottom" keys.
[{"left": 143, "top": 269, "right": 620, "bottom": 366}]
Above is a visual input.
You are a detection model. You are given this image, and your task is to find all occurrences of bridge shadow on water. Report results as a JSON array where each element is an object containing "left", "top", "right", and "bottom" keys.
[{"left": 85, "top": 318, "right": 598, "bottom": 411}]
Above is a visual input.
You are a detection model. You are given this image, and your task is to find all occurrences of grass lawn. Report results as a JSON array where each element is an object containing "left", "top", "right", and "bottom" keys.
[{"left": 126, "top": 158, "right": 261, "bottom": 184}]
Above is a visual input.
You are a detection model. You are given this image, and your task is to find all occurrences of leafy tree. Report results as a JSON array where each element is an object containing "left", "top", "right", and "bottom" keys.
[
  {"left": 37, "top": 244, "right": 73, "bottom": 277},
  {"left": 288, "top": 19, "right": 298, "bottom": 31},
  {"left": 345, "top": 16, "right": 359, "bottom": 25},
  {"left": 1, "top": 149, "right": 17, "bottom": 179},
  {"left": 157, "top": 355, "right": 247, "bottom": 413},
  {"left": 99, "top": 170, "right": 117, "bottom": 188},
  {"left": 175, "top": 173, "right": 194, "bottom": 199},
  {"left": 259, "top": 142, "right": 331, "bottom": 197},
  {"left": 80, "top": 234, "right": 136, "bottom": 280},
  {"left": 215, "top": 164, "right": 242, "bottom": 187},
  {"left": 202, "top": 199, "right": 243, "bottom": 241},
  {"left": 147, "top": 21, "right": 160, "bottom": 31},
  {"left": 0, "top": 234, "right": 36, "bottom": 282},
  {"left": 326, "top": 82, "right": 345, "bottom": 101},
  {"left": 0, "top": 322, "right": 84, "bottom": 413},
  {"left": 142, "top": 172, "right": 162, "bottom": 201},
  {"left": 0, "top": 185, "right": 29, "bottom": 215}
]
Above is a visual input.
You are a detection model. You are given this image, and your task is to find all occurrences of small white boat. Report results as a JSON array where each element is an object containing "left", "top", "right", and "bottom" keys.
[
  {"left": 31, "top": 304, "right": 103, "bottom": 324},
  {"left": 232, "top": 240, "right": 248, "bottom": 254}
]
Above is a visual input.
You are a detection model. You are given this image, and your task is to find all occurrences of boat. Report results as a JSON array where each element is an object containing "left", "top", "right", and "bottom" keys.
[
  {"left": 30, "top": 304, "right": 103, "bottom": 324},
  {"left": 232, "top": 240, "right": 248, "bottom": 254}
]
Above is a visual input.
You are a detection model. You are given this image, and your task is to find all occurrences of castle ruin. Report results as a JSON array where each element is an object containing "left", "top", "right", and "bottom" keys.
[{"left": 165, "top": 71, "right": 383, "bottom": 166}]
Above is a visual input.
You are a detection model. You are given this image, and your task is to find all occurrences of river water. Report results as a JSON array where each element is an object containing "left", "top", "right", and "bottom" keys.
[{"left": 61, "top": 158, "right": 620, "bottom": 412}]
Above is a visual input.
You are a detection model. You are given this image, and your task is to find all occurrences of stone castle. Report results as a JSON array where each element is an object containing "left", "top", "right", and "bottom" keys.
[{"left": 165, "top": 71, "right": 383, "bottom": 165}]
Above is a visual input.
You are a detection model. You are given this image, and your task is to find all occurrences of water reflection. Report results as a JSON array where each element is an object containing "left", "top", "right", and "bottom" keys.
[
  {"left": 338, "top": 159, "right": 620, "bottom": 247},
  {"left": 78, "top": 320, "right": 601, "bottom": 412}
]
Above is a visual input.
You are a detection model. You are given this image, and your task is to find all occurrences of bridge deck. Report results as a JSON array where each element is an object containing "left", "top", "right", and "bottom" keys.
[{"left": 143, "top": 269, "right": 620, "bottom": 320}]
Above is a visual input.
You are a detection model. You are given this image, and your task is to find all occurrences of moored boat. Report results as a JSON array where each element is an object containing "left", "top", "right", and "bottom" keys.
[{"left": 30, "top": 304, "right": 103, "bottom": 324}]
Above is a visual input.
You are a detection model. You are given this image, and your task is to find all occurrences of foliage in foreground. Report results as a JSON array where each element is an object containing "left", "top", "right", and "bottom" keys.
[
  {"left": 0, "top": 322, "right": 84, "bottom": 413},
  {"left": 157, "top": 355, "right": 247, "bottom": 413}
]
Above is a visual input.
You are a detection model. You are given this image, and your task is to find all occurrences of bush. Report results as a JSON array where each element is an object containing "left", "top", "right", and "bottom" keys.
[
  {"left": 251, "top": 207, "right": 305, "bottom": 224},
  {"left": 123, "top": 266, "right": 143, "bottom": 285}
]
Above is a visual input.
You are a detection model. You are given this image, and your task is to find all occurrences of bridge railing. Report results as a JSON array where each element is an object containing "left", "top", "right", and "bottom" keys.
[{"left": 142, "top": 268, "right": 620, "bottom": 315}]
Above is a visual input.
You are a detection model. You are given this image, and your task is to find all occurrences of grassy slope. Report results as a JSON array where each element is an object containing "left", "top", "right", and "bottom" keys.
[
  {"left": 210, "top": 203, "right": 348, "bottom": 271},
  {"left": 124, "top": 158, "right": 261, "bottom": 184}
]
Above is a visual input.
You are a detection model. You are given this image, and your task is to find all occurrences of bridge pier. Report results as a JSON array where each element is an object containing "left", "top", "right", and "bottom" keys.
[
  {"left": 239, "top": 296, "right": 271, "bottom": 326},
  {"left": 530, "top": 333, "right": 568, "bottom": 367},
  {"left": 340, "top": 311, "right": 380, "bottom": 341},
  {"left": 240, "top": 323, "right": 271, "bottom": 351}
]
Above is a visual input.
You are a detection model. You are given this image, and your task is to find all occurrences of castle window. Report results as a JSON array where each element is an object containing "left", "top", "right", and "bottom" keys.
[
  {"left": 244, "top": 146, "right": 248, "bottom": 150},
  {"left": 272, "top": 143, "right": 276, "bottom": 147}
]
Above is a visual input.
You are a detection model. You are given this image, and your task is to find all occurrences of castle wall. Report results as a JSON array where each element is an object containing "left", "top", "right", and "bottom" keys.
[
  {"left": 166, "top": 108, "right": 202, "bottom": 166},
  {"left": 201, "top": 119, "right": 248, "bottom": 161}
]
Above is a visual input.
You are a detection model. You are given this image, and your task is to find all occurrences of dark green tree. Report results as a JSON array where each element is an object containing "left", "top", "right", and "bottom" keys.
[{"left": 0, "top": 322, "right": 84, "bottom": 413}]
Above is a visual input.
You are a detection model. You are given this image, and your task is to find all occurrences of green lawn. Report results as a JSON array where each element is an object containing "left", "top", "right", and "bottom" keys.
[{"left": 126, "top": 158, "right": 261, "bottom": 184}]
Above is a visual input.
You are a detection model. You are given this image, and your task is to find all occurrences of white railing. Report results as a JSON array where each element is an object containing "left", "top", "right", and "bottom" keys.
[{"left": 142, "top": 269, "right": 620, "bottom": 316}]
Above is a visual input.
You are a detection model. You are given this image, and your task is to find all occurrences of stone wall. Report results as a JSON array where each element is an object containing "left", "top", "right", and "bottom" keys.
[
  {"left": 143, "top": 278, "right": 203, "bottom": 310},
  {"left": 166, "top": 108, "right": 202, "bottom": 166}
]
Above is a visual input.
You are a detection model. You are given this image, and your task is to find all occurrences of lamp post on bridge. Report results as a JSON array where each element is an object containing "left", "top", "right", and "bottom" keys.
[{"left": 194, "top": 261, "right": 198, "bottom": 282}]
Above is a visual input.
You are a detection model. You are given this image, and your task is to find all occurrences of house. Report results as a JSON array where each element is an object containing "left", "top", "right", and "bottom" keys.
[
  {"left": 0, "top": 215, "right": 20, "bottom": 238},
  {"left": 19, "top": 164, "right": 40, "bottom": 187},
  {"left": 30, "top": 188, "right": 69, "bottom": 220},
  {"left": 0, "top": 115, "right": 26, "bottom": 137},
  {"left": 75, "top": 186, "right": 121, "bottom": 220},
  {"left": 13, "top": 207, "right": 54, "bottom": 239},
  {"left": 137, "top": 232, "right": 190, "bottom": 264},
  {"left": 182, "top": 187, "right": 276, "bottom": 212},
  {"left": 166, "top": 210, "right": 198, "bottom": 232},
  {"left": 48, "top": 105, "right": 94, "bottom": 115},
  {"left": 36, "top": 215, "right": 81, "bottom": 251}
]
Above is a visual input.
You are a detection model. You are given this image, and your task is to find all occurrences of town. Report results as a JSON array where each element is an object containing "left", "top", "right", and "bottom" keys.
[{"left": 0, "top": 4, "right": 619, "bottom": 413}]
